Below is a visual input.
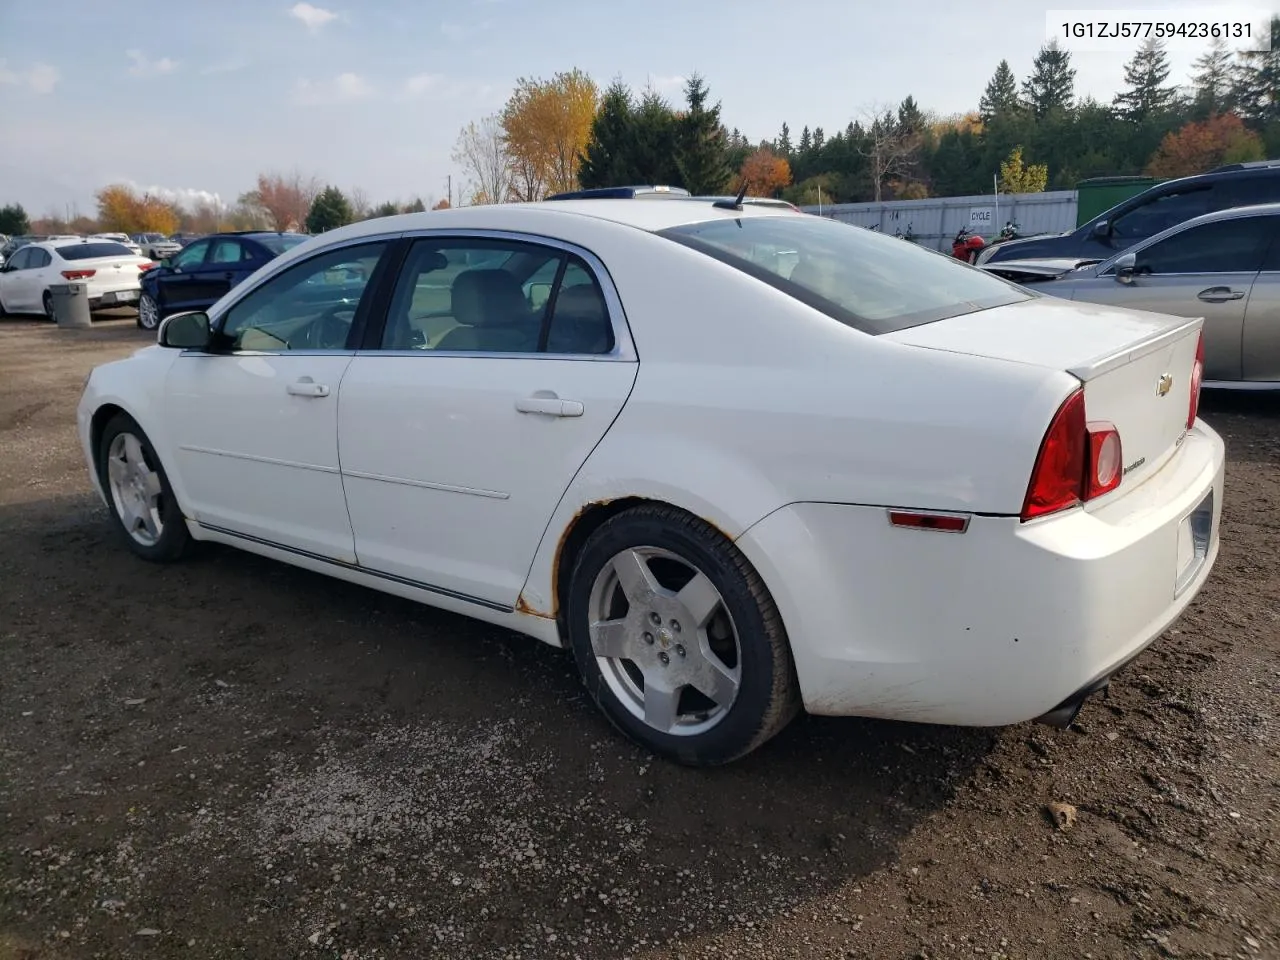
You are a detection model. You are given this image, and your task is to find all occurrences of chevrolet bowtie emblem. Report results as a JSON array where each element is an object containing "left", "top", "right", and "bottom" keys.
[{"left": 1156, "top": 373, "right": 1173, "bottom": 397}]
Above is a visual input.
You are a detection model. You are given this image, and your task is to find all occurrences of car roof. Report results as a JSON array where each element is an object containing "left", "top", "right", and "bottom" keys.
[{"left": 328, "top": 198, "right": 799, "bottom": 244}]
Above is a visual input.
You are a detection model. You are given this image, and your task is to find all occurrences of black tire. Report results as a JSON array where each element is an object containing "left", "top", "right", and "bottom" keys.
[
  {"left": 96, "top": 413, "right": 191, "bottom": 563},
  {"left": 42, "top": 289, "right": 54, "bottom": 321},
  {"left": 564, "top": 504, "right": 801, "bottom": 766},
  {"left": 137, "top": 292, "right": 160, "bottom": 330}
]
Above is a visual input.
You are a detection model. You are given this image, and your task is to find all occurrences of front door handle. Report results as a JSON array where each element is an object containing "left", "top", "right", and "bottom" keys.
[
  {"left": 287, "top": 377, "right": 330, "bottom": 398},
  {"left": 515, "top": 394, "right": 584, "bottom": 417},
  {"left": 1197, "top": 286, "right": 1245, "bottom": 303}
]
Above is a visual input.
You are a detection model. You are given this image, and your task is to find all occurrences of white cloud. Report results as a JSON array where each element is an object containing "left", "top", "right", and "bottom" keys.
[
  {"left": 121, "top": 181, "right": 224, "bottom": 211},
  {"left": 127, "top": 50, "right": 178, "bottom": 77},
  {"left": 290, "top": 2, "right": 338, "bottom": 32},
  {"left": 293, "top": 72, "right": 373, "bottom": 106},
  {"left": 201, "top": 58, "right": 249, "bottom": 75},
  {"left": 646, "top": 74, "right": 686, "bottom": 94},
  {"left": 398, "top": 74, "right": 496, "bottom": 105},
  {"left": 0, "top": 60, "right": 60, "bottom": 94}
]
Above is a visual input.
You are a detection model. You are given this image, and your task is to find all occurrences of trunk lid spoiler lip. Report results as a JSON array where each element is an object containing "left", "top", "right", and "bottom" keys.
[{"left": 1068, "top": 314, "right": 1203, "bottom": 382}]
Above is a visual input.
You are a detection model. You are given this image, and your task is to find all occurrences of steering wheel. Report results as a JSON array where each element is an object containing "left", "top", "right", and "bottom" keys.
[{"left": 302, "top": 303, "right": 358, "bottom": 350}]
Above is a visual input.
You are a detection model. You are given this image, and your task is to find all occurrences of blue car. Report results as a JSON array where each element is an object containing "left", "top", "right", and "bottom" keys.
[{"left": 137, "top": 230, "right": 310, "bottom": 330}]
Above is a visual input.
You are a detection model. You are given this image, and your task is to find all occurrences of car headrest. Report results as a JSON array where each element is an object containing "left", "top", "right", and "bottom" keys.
[{"left": 451, "top": 269, "right": 529, "bottom": 327}]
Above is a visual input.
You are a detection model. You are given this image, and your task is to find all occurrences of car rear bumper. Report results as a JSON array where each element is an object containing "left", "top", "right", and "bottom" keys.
[{"left": 733, "top": 420, "right": 1225, "bottom": 727}]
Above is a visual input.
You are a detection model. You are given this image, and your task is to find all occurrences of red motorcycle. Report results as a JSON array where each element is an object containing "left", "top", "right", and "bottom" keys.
[{"left": 952, "top": 227, "right": 986, "bottom": 263}]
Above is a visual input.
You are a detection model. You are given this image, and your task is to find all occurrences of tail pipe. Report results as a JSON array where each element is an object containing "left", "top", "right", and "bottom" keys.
[{"left": 1035, "top": 676, "right": 1112, "bottom": 729}]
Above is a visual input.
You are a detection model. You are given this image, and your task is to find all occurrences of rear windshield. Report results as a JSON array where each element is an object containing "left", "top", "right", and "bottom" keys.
[
  {"left": 658, "top": 215, "right": 1031, "bottom": 334},
  {"left": 57, "top": 242, "right": 134, "bottom": 260},
  {"left": 256, "top": 235, "right": 310, "bottom": 254}
]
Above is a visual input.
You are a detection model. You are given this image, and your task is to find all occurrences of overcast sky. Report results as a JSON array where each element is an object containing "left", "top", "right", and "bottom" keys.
[{"left": 0, "top": 0, "right": 1268, "bottom": 218}]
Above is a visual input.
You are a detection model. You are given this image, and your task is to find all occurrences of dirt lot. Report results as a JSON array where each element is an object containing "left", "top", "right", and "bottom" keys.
[{"left": 1, "top": 315, "right": 1277, "bottom": 960}]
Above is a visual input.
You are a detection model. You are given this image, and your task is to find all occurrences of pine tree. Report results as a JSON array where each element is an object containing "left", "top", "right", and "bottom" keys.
[
  {"left": 1233, "top": 15, "right": 1280, "bottom": 126},
  {"left": 632, "top": 88, "right": 683, "bottom": 186},
  {"left": 1022, "top": 41, "right": 1076, "bottom": 119},
  {"left": 1190, "top": 38, "right": 1236, "bottom": 117},
  {"left": 813, "top": 126, "right": 825, "bottom": 151},
  {"left": 897, "top": 96, "right": 924, "bottom": 137},
  {"left": 578, "top": 80, "right": 637, "bottom": 189},
  {"left": 798, "top": 125, "right": 812, "bottom": 154},
  {"left": 304, "top": 186, "right": 352, "bottom": 233},
  {"left": 979, "top": 60, "right": 1021, "bottom": 122},
  {"left": 777, "top": 122, "right": 792, "bottom": 156},
  {"left": 1113, "top": 39, "right": 1176, "bottom": 122},
  {"left": 674, "top": 73, "right": 732, "bottom": 194}
]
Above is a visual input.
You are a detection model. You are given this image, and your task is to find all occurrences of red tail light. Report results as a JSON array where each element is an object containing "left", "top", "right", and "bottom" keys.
[
  {"left": 1021, "top": 387, "right": 1123, "bottom": 522},
  {"left": 1187, "top": 330, "right": 1204, "bottom": 430},
  {"left": 61, "top": 269, "right": 96, "bottom": 280},
  {"left": 137, "top": 261, "right": 156, "bottom": 272}
]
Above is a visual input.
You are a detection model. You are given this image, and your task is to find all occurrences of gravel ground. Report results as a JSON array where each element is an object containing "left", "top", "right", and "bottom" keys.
[{"left": 1, "top": 315, "right": 1277, "bottom": 960}]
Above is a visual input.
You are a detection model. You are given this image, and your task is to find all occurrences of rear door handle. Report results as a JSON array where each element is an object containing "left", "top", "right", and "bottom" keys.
[
  {"left": 515, "top": 394, "right": 584, "bottom": 417},
  {"left": 1197, "top": 286, "right": 1245, "bottom": 302},
  {"left": 287, "top": 377, "right": 330, "bottom": 398}
]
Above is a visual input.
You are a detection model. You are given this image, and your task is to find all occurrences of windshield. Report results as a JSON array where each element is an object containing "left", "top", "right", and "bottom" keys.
[
  {"left": 57, "top": 242, "right": 134, "bottom": 260},
  {"left": 257, "top": 234, "right": 311, "bottom": 254},
  {"left": 658, "top": 215, "right": 1031, "bottom": 334}
]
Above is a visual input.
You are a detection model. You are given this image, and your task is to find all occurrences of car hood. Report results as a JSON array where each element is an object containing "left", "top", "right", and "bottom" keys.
[{"left": 980, "top": 258, "right": 1101, "bottom": 282}]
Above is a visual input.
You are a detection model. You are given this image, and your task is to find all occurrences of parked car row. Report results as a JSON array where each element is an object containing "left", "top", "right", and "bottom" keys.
[{"left": 0, "top": 230, "right": 310, "bottom": 325}]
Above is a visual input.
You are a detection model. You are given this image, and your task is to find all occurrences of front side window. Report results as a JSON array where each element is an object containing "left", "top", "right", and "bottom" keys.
[
  {"left": 171, "top": 240, "right": 210, "bottom": 269},
  {"left": 659, "top": 215, "right": 1030, "bottom": 334},
  {"left": 378, "top": 238, "right": 614, "bottom": 354},
  {"left": 29, "top": 249, "right": 51, "bottom": 268},
  {"left": 6, "top": 248, "right": 31, "bottom": 271},
  {"left": 1133, "top": 216, "right": 1276, "bottom": 275},
  {"left": 217, "top": 241, "right": 390, "bottom": 352},
  {"left": 1110, "top": 187, "right": 1213, "bottom": 242}
]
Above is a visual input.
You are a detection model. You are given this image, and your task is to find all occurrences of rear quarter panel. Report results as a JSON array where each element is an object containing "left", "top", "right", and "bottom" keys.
[{"left": 514, "top": 224, "right": 1076, "bottom": 617}]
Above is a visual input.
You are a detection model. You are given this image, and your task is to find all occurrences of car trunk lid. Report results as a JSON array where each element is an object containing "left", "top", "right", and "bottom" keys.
[{"left": 883, "top": 297, "right": 1203, "bottom": 494}]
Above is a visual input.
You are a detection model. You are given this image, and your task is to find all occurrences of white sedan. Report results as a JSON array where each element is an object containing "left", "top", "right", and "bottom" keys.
[
  {"left": 91, "top": 232, "right": 145, "bottom": 256},
  {"left": 75, "top": 199, "right": 1224, "bottom": 766},
  {"left": 0, "top": 239, "right": 154, "bottom": 318}
]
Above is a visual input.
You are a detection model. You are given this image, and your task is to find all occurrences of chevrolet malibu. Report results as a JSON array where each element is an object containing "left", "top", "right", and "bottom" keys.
[{"left": 76, "top": 198, "right": 1224, "bottom": 766}]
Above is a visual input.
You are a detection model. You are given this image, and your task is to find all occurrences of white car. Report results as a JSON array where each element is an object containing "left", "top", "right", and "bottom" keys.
[
  {"left": 91, "top": 232, "right": 144, "bottom": 256},
  {"left": 0, "top": 239, "right": 154, "bottom": 319},
  {"left": 75, "top": 199, "right": 1224, "bottom": 766}
]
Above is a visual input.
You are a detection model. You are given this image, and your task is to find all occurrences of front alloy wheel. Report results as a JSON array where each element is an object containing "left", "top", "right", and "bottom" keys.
[
  {"left": 566, "top": 505, "right": 800, "bottom": 766},
  {"left": 98, "top": 413, "right": 190, "bottom": 562},
  {"left": 137, "top": 293, "right": 160, "bottom": 330}
]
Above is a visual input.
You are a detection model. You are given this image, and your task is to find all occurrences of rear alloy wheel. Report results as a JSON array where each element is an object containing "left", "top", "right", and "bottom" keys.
[
  {"left": 97, "top": 413, "right": 190, "bottom": 562},
  {"left": 137, "top": 293, "right": 160, "bottom": 330},
  {"left": 42, "top": 290, "right": 54, "bottom": 321},
  {"left": 565, "top": 504, "right": 800, "bottom": 766}
]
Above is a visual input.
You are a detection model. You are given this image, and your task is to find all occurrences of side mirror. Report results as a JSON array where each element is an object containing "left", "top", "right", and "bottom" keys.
[
  {"left": 1113, "top": 252, "right": 1137, "bottom": 284},
  {"left": 159, "top": 310, "right": 211, "bottom": 348},
  {"left": 1091, "top": 220, "right": 1110, "bottom": 239},
  {"left": 527, "top": 281, "right": 552, "bottom": 311}
]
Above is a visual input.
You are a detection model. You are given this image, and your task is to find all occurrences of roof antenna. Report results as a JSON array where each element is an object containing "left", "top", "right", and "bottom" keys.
[{"left": 713, "top": 181, "right": 749, "bottom": 211}]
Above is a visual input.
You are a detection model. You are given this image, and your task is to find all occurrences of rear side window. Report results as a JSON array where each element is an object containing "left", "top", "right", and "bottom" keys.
[
  {"left": 1217, "top": 174, "right": 1280, "bottom": 208},
  {"left": 1110, "top": 187, "right": 1213, "bottom": 242},
  {"left": 256, "top": 235, "right": 310, "bottom": 255},
  {"left": 658, "top": 215, "right": 1030, "bottom": 334},
  {"left": 58, "top": 242, "right": 133, "bottom": 260}
]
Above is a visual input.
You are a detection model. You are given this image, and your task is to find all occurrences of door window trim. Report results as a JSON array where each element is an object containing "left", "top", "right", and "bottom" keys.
[{"left": 356, "top": 228, "right": 638, "bottom": 363}]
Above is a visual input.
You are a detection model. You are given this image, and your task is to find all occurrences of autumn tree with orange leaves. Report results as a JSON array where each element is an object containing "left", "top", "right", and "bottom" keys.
[
  {"left": 239, "top": 170, "right": 320, "bottom": 231},
  {"left": 732, "top": 147, "right": 792, "bottom": 198},
  {"left": 1145, "top": 113, "right": 1265, "bottom": 178},
  {"left": 94, "top": 184, "right": 180, "bottom": 234},
  {"left": 501, "top": 68, "right": 599, "bottom": 200}
]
